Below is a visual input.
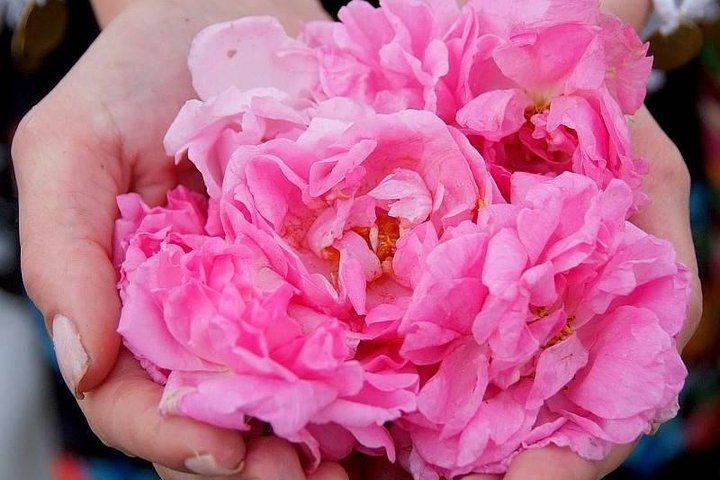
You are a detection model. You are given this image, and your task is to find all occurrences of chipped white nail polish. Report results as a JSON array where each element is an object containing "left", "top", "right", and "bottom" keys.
[
  {"left": 185, "top": 454, "right": 244, "bottom": 476},
  {"left": 52, "top": 314, "right": 89, "bottom": 399}
]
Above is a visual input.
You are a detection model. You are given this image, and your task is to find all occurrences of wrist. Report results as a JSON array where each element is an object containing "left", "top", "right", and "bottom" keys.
[{"left": 95, "top": 0, "right": 329, "bottom": 32}]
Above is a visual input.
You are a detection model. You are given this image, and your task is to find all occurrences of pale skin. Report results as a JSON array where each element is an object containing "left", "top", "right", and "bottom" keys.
[{"left": 11, "top": 0, "right": 701, "bottom": 479}]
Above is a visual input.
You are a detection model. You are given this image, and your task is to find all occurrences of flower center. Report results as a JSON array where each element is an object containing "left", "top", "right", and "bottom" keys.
[
  {"left": 472, "top": 198, "right": 486, "bottom": 222},
  {"left": 529, "top": 307, "right": 576, "bottom": 348},
  {"left": 377, "top": 214, "right": 401, "bottom": 262},
  {"left": 528, "top": 95, "right": 550, "bottom": 114},
  {"left": 545, "top": 316, "right": 575, "bottom": 348},
  {"left": 324, "top": 246, "right": 340, "bottom": 263},
  {"left": 354, "top": 211, "right": 401, "bottom": 263},
  {"left": 530, "top": 305, "right": 550, "bottom": 318}
]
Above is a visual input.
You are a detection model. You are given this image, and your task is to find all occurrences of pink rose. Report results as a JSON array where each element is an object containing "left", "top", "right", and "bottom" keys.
[
  {"left": 117, "top": 109, "right": 501, "bottom": 466},
  {"left": 303, "top": 0, "right": 460, "bottom": 116},
  {"left": 302, "top": 0, "right": 650, "bottom": 205},
  {"left": 114, "top": 2, "right": 689, "bottom": 477},
  {"left": 396, "top": 173, "right": 689, "bottom": 477},
  {"left": 115, "top": 187, "right": 418, "bottom": 465},
  {"left": 210, "top": 109, "right": 500, "bottom": 320},
  {"left": 454, "top": 12, "right": 650, "bottom": 206}
]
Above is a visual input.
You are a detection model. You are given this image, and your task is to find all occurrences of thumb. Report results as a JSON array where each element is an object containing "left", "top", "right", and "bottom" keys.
[{"left": 13, "top": 99, "right": 126, "bottom": 398}]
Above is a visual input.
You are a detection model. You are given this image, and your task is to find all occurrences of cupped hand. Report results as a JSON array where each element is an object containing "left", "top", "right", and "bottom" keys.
[
  {"left": 12, "top": 0, "right": 701, "bottom": 479},
  {"left": 462, "top": 1, "right": 703, "bottom": 478},
  {"left": 11, "top": 0, "right": 347, "bottom": 478}
]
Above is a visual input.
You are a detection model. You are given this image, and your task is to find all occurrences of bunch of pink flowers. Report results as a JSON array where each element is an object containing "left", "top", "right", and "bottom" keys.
[{"left": 113, "top": 1, "right": 690, "bottom": 478}]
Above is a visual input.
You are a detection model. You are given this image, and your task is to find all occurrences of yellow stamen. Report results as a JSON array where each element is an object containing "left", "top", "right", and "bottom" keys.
[
  {"left": 376, "top": 214, "right": 400, "bottom": 262},
  {"left": 472, "top": 198, "right": 486, "bottom": 222},
  {"left": 545, "top": 316, "right": 575, "bottom": 348},
  {"left": 352, "top": 213, "right": 400, "bottom": 262},
  {"left": 323, "top": 246, "right": 340, "bottom": 263}
]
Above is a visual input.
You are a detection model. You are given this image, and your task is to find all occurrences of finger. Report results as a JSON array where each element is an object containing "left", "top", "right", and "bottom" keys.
[
  {"left": 308, "top": 462, "right": 350, "bottom": 480},
  {"left": 597, "top": 443, "right": 637, "bottom": 478},
  {"left": 153, "top": 465, "right": 194, "bottom": 480},
  {"left": 153, "top": 442, "right": 328, "bottom": 480},
  {"left": 236, "top": 437, "right": 306, "bottom": 480},
  {"left": 11, "top": 12, "right": 188, "bottom": 397},
  {"left": 12, "top": 98, "right": 127, "bottom": 398},
  {"left": 153, "top": 465, "right": 243, "bottom": 480},
  {"left": 503, "top": 441, "right": 638, "bottom": 480},
  {"left": 462, "top": 440, "right": 637, "bottom": 480},
  {"left": 502, "top": 446, "right": 600, "bottom": 480},
  {"left": 462, "top": 440, "right": 636, "bottom": 480},
  {"left": 628, "top": 107, "right": 703, "bottom": 348},
  {"left": 79, "top": 349, "right": 246, "bottom": 474},
  {"left": 600, "top": 0, "right": 652, "bottom": 30}
]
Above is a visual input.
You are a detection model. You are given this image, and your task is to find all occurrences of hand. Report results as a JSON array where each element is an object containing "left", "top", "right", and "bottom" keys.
[
  {"left": 12, "top": 0, "right": 346, "bottom": 478},
  {"left": 462, "top": 0, "right": 703, "bottom": 477}
]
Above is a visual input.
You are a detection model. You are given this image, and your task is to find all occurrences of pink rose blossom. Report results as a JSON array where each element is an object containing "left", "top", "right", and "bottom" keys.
[
  {"left": 116, "top": 109, "right": 501, "bottom": 467},
  {"left": 395, "top": 173, "right": 689, "bottom": 478},
  {"left": 454, "top": 12, "right": 650, "bottom": 206},
  {"left": 164, "top": 16, "right": 319, "bottom": 198},
  {"left": 113, "top": 2, "right": 690, "bottom": 478},
  {"left": 115, "top": 187, "right": 418, "bottom": 464},
  {"left": 165, "top": 16, "right": 376, "bottom": 198},
  {"left": 302, "top": 0, "right": 651, "bottom": 205},
  {"left": 210, "top": 109, "right": 499, "bottom": 320},
  {"left": 302, "top": 0, "right": 459, "bottom": 116}
]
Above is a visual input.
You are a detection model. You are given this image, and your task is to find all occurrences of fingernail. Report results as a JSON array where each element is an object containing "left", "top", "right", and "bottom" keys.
[
  {"left": 52, "top": 314, "right": 89, "bottom": 400},
  {"left": 185, "top": 454, "right": 244, "bottom": 476}
]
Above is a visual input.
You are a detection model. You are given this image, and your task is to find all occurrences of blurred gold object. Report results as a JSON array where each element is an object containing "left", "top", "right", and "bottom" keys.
[
  {"left": 649, "top": 21, "right": 704, "bottom": 71},
  {"left": 11, "top": 0, "right": 68, "bottom": 74}
]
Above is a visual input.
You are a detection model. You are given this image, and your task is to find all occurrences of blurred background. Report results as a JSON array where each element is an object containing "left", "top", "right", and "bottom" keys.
[{"left": 1, "top": 0, "right": 719, "bottom": 479}]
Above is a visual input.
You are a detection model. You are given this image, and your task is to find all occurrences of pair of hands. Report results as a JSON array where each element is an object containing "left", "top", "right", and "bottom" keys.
[{"left": 11, "top": 0, "right": 701, "bottom": 479}]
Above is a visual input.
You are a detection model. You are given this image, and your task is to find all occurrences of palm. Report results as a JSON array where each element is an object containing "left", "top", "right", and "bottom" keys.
[
  {"left": 44, "top": 0, "right": 324, "bottom": 206},
  {"left": 12, "top": 1, "right": 344, "bottom": 478},
  {"left": 47, "top": 4, "right": 234, "bottom": 208}
]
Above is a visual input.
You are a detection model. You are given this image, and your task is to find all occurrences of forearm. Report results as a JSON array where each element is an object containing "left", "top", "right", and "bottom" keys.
[{"left": 90, "top": 0, "right": 328, "bottom": 30}]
